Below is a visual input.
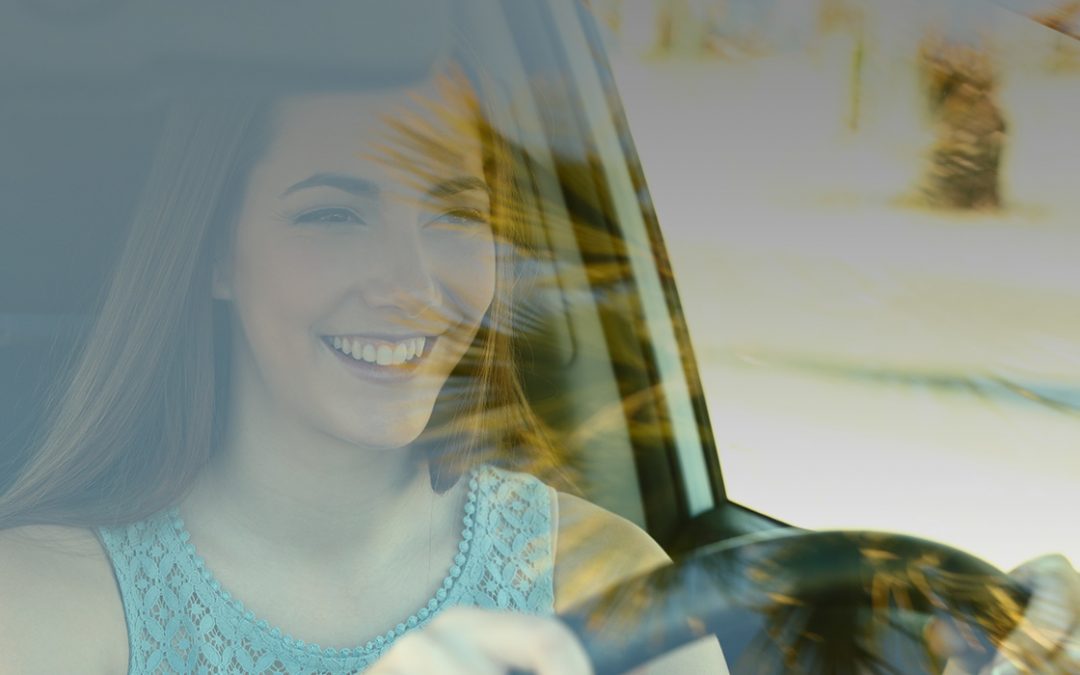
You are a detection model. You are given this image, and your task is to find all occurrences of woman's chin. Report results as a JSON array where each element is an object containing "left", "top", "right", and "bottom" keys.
[{"left": 338, "top": 410, "right": 433, "bottom": 452}]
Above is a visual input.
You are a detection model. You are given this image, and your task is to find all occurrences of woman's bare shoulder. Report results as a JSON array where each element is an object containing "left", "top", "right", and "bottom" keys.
[
  {"left": 0, "top": 525, "right": 128, "bottom": 674},
  {"left": 553, "top": 492, "right": 670, "bottom": 611},
  {"left": 553, "top": 494, "right": 731, "bottom": 674}
]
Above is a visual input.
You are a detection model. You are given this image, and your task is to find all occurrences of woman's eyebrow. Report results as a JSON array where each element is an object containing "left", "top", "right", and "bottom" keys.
[
  {"left": 280, "top": 173, "right": 379, "bottom": 198},
  {"left": 426, "top": 176, "right": 490, "bottom": 201}
]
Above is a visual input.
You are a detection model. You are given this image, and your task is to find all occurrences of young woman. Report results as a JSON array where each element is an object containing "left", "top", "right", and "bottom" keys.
[
  {"left": 0, "top": 58, "right": 734, "bottom": 673},
  {"left": 0, "top": 44, "right": 1076, "bottom": 675}
]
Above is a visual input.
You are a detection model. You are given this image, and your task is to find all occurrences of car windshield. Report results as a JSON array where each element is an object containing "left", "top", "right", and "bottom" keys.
[{"left": 0, "top": 1, "right": 1069, "bottom": 674}]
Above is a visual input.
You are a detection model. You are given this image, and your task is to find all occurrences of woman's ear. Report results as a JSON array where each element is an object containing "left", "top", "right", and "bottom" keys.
[{"left": 212, "top": 261, "right": 233, "bottom": 301}]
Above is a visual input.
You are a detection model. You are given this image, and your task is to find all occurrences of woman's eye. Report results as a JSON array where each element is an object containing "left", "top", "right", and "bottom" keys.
[
  {"left": 294, "top": 208, "right": 364, "bottom": 225},
  {"left": 433, "top": 208, "right": 488, "bottom": 228}
]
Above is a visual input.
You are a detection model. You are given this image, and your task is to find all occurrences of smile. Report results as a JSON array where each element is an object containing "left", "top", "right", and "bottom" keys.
[{"left": 323, "top": 335, "right": 430, "bottom": 366}]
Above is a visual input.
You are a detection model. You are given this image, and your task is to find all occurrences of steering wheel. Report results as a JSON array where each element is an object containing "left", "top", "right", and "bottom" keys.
[{"left": 559, "top": 530, "right": 1031, "bottom": 675}]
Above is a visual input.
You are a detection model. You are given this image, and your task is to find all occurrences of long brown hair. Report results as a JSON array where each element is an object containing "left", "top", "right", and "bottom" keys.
[{"left": 0, "top": 71, "right": 559, "bottom": 529}]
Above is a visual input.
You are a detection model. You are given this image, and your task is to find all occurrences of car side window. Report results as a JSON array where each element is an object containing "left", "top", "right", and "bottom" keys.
[{"left": 604, "top": 0, "right": 1080, "bottom": 570}]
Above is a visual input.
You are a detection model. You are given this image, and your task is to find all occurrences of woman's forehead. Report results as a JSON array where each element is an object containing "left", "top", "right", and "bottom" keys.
[{"left": 258, "top": 85, "right": 486, "bottom": 192}]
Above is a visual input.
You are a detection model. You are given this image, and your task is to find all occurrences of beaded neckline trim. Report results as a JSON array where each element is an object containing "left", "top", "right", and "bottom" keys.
[{"left": 164, "top": 466, "right": 485, "bottom": 663}]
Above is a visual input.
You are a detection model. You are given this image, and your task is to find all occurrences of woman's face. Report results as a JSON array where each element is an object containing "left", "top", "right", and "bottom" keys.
[{"left": 216, "top": 85, "right": 496, "bottom": 450}]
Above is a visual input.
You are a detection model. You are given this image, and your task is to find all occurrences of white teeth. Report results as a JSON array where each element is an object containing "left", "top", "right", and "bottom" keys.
[
  {"left": 349, "top": 342, "right": 364, "bottom": 362},
  {"left": 330, "top": 335, "right": 430, "bottom": 366}
]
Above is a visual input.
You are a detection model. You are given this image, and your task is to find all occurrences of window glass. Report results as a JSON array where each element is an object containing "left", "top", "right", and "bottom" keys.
[
  {"left": 0, "top": 1, "right": 697, "bottom": 535},
  {"left": 0, "top": 4, "right": 1053, "bottom": 673},
  {"left": 604, "top": 0, "right": 1080, "bottom": 570}
]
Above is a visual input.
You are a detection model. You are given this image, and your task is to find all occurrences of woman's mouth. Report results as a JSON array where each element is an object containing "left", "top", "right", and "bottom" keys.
[
  {"left": 320, "top": 334, "right": 438, "bottom": 380},
  {"left": 327, "top": 335, "right": 429, "bottom": 365}
]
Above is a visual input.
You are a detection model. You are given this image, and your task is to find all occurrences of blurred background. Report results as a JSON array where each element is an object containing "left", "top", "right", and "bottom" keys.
[{"left": 595, "top": 0, "right": 1080, "bottom": 570}]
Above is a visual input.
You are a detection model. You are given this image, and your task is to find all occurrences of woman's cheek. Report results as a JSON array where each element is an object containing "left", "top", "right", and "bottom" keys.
[
  {"left": 230, "top": 237, "right": 341, "bottom": 365},
  {"left": 265, "top": 235, "right": 355, "bottom": 307},
  {"left": 433, "top": 233, "right": 498, "bottom": 320}
]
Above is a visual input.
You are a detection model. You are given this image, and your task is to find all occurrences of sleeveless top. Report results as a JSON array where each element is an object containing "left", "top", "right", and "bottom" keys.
[{"left": 98, "top": 465, "right": 557, "bottom": 674}]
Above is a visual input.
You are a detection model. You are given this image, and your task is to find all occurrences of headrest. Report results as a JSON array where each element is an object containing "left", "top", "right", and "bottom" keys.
[{"left": 1, "top": 0, "right": 451, "bottom": 96}]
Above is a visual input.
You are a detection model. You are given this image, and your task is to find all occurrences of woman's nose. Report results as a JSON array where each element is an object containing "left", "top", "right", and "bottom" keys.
[{"left": 357, "top": 221, "right": 441, "bottom": 318}]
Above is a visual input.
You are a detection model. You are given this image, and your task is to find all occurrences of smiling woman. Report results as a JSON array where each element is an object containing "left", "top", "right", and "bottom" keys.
[
  {"left": 0, "top": 13, "right": 720, "bottom": 671},
  {"left": 212, "top": 88, "right": 500, "bottom": 459},
  {"left": 0, "top": 71, "right": 530, "bottom": 525},
  {"left": 5, "top": 2, "right": 1076, "bottom": 674}
]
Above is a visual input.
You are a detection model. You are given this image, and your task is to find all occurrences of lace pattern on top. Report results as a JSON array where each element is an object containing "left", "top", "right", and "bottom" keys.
[{"left": 98, "top": 465, "right": 556, "bottom": 674}]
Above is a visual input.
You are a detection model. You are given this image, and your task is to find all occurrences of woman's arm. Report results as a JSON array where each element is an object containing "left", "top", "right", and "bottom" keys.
[
  {"left": 554, "top": 492, "right": 730, "bottom": 675},
  {"left": 935, "top": 554, "right": 1080, "bottom": 675},
  {"left": 368, "top": 491, "right": 728, "bottom": 675},
  {"left": 0, "top": 526, "right": 128, "bottom": 675}
]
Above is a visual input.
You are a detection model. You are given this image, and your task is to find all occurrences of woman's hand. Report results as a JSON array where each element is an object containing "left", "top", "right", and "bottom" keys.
[
  {"left": 368, "top": 607, "right": 594, "bottom": 675},
  {"left": 984, "top": 554, "right": 1080, "bottom": 674},
  {"left": 938, "top": 554, "right": 1080, "bottom": 674}
]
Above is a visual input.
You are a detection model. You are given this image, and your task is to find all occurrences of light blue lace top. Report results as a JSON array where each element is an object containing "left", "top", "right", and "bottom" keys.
[{"left": 98, "top": 465, "right": 556, "bottom": 674}]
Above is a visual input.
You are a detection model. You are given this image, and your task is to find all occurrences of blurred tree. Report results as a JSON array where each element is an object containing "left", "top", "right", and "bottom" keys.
[
  {"left": 912, "top": 0, "right": 1009, "bottom": 210},
  {"left": 586, "top": 0, "right": 626, "bottom": 51},
  {"left": 817, "top": 0, "right": 863, "bottom": 34},
  {"left": 651, "top": 0, "right": 713, "bottom": 56},
  {"left": 1033, "top": 1, "right": 1080, "bottom": 70},
  {"left": 1032, "top": 0, "right": 1080, "bottom": 37},
  {"left": 918, "top": 36, "right": 1007, "bottom": 209}
]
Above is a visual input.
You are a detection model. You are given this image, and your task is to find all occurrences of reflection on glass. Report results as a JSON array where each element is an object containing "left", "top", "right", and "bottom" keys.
[{"left": 0, "top": 2, "right": 1073, "bottom": 674}]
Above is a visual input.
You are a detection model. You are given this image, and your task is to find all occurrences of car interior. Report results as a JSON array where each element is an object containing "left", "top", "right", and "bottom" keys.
[
  {"left": 7, "top": 3, "right": 1035, "bottom": 672},
  {"left": 0, "top": 0, "right": 786, "bottom": 554}
]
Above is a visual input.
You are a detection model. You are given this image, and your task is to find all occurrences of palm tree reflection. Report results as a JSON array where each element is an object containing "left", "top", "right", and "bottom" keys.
[{"left": 368, "top": 70, "right": 1029, "bottom": 675}]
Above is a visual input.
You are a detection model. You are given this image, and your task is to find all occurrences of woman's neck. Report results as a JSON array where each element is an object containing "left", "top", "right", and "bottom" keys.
[
  {"left": 177, "top": 410, "right": 471, "bottom": 646},
  {"left": 182, "top": 396, "right": 464, "bottom": 573}
]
